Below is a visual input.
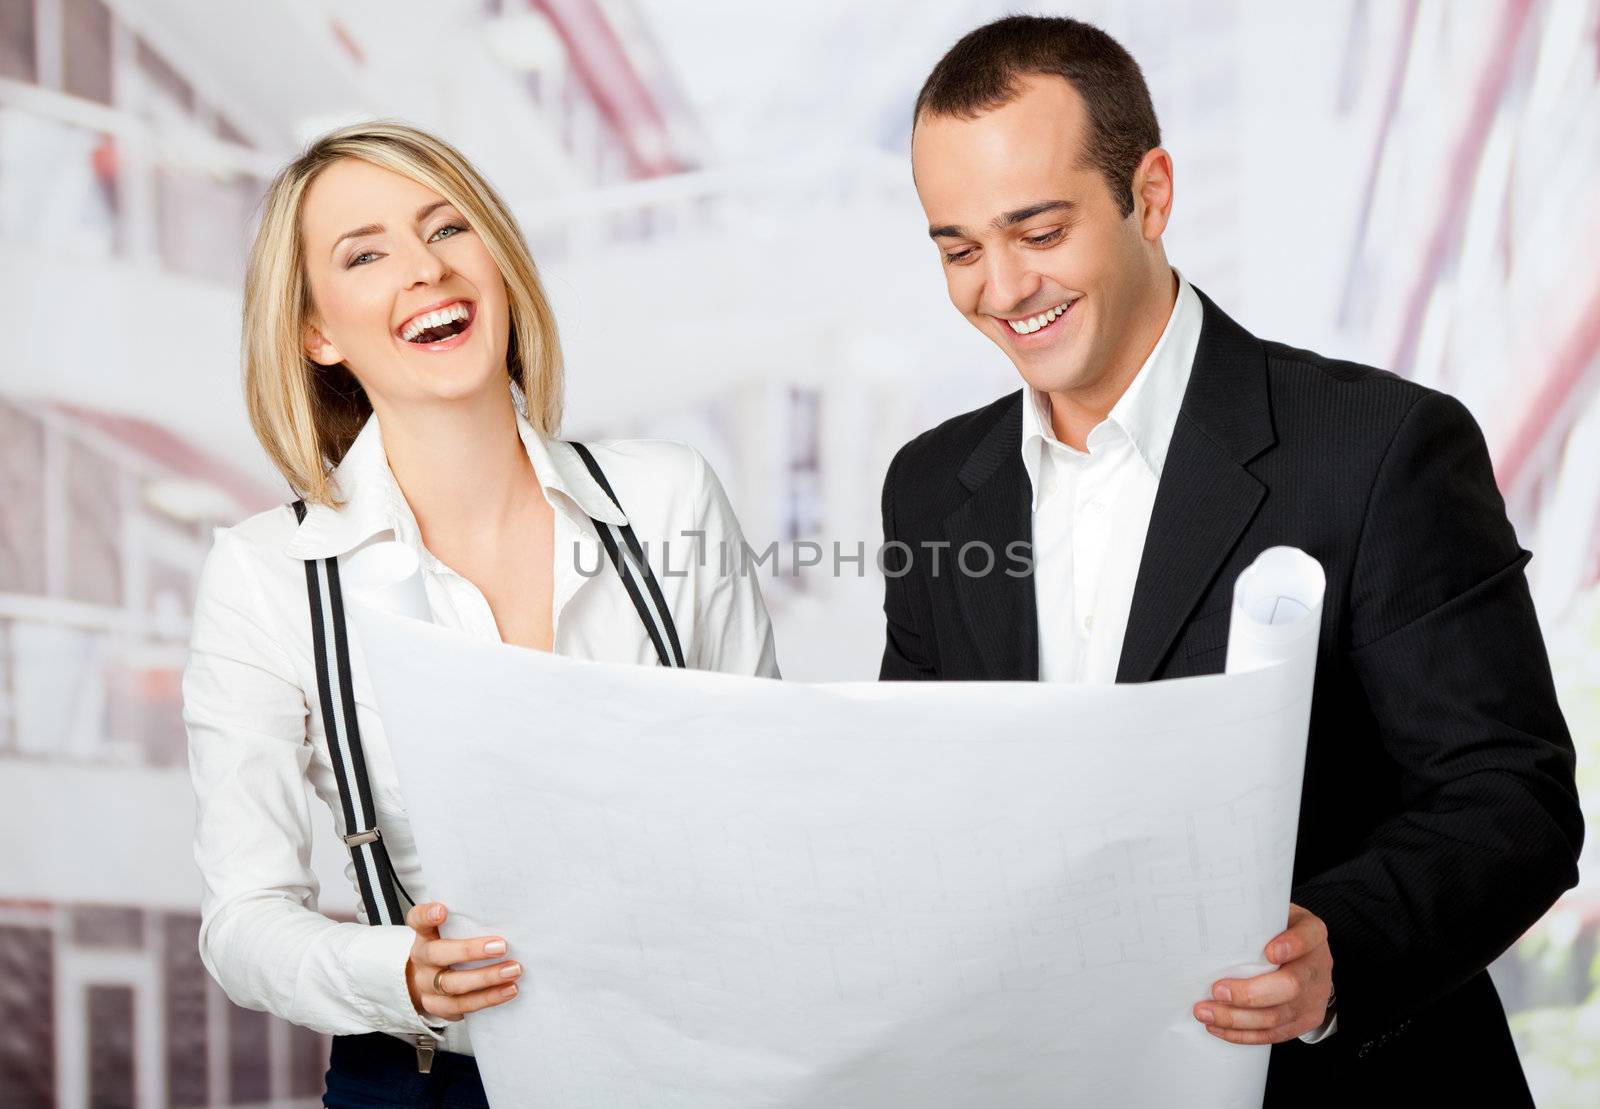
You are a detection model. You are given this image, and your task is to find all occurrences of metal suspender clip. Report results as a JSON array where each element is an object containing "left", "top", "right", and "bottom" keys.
[
  {"left": 415, "top": 1035, "right": 436, "bottom": 1074},
  {"left": 292, "top": 505, "right": 407, "bottom": 928}
]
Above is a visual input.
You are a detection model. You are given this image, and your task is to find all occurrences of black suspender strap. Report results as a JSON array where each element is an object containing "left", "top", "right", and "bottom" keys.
[
  {"left": 291, "top": 499, "right": 408, "bottom": 929},
  {"left": 287, "top": 447, "right": 679, "bottom": 925},
  {"left": 568, "top": 442, "right": 687, "bottom": 670}
]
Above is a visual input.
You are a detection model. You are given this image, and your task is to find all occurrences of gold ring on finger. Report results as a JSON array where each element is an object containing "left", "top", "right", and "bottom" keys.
[{"left": 432, "top": 968, "right": 448, "bottom": 995}]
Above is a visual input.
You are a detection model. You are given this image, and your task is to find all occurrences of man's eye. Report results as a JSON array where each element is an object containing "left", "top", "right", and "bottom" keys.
[
  {"left": 1024, "top": 229, "right": 1063, "bottom": 246},
  {"left": 943, "top": 248, "right": 975, "bottom": 265}
]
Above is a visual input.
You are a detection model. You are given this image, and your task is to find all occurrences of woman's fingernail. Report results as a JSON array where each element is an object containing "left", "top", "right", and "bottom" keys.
[
  {"left": 484, "top": 939, "right": 507, "bottom": 955},
  {"left": 500, "top": 962, "right": 522, "bottom": 979},
  {"left": 430, "top": 906, "right": 445, "bottom": 923},
  {"left": 501, "top": 984, "right": 518, "bottom": 999},
  {"left": 1270, "top": 943, "right": 1287, "bottom": 962}
]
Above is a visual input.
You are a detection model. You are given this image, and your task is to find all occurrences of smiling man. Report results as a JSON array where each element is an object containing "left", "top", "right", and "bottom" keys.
[{"left": 881, "top": 15, "right": 1581, "bottom": 1103}]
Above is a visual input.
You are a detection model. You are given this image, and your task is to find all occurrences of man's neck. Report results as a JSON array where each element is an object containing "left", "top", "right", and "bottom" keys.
[{"left": 1046, "top": 268, "right": 1179, "bottom": 449}]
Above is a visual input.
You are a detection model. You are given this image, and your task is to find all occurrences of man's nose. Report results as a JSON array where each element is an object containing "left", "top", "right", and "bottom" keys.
[{"left": 982, "top": 251, "right": 1042, "bottom": 317}]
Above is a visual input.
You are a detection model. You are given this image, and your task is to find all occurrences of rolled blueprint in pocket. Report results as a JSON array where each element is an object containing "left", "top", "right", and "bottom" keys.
[
  {"left": 352, "top": 545, "right": 1325, "bottom": 1109},
  {"left": 1225, "top": 545, "right": 1325, "bottom": 681}
]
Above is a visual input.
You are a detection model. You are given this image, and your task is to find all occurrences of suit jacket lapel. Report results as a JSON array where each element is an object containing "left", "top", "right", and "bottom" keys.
[
  {"left": 943, "top": 395, "right": 1039, "bottom": 680},
  {"left": 1117, "top": 289, "right": 1276, "bottom": 683}
]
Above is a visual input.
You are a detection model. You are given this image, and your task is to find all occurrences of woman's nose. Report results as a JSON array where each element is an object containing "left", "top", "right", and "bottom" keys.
[{"left": 400, "top": 239, "right": 449, "bottom": 288}]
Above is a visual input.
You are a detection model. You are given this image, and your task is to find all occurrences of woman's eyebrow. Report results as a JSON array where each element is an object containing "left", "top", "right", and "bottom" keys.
[{"left": 328, "top": 200, "right": 453, "bottom": 259}]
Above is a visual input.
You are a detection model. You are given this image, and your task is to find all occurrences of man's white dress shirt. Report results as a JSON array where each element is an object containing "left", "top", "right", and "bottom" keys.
[
  {"left": 1021, "top": 271, "right": 1336, "bottom": 1042},
  {"left": 183, "top": 403, "right": 778, "bottom": 1057},
  {"left": 1022, "top": 273, "right": 1202, "bottom": 685}
]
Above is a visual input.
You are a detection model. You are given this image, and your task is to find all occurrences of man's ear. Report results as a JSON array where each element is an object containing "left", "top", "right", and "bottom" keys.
[
  {"left": 1132, "top": 147, "right": 1174, "bottom": 241},
  {"left": 303, "top": 322, "right": 343, "bottom": 367}
]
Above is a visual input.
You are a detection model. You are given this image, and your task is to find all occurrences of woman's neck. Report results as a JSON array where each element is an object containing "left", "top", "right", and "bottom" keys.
[{"left": 373, "top": 388, "right": 540, "bottom": 556}]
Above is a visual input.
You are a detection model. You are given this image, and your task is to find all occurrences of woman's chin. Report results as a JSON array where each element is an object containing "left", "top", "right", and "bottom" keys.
[{"left": 389, "top": 366, "right": 508, "bottom": 408}]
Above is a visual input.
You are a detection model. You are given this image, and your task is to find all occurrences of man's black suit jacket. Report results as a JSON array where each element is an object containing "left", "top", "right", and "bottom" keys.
[{"left": 878, "top": 289, "right": 1582, "bottom": 1102}]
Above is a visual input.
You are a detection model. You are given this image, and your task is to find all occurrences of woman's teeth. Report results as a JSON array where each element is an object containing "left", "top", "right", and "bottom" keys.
[
  {"left": 400, "top": 302, "right": 471, "bottom": 343},
  {"left": 1006, "top": 300, "right": 1073, "bottom": 335}
]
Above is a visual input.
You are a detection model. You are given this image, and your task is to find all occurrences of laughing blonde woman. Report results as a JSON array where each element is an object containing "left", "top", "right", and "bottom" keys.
[{"left": 183, "top": 121, "right": 778, "bottom": 1107}]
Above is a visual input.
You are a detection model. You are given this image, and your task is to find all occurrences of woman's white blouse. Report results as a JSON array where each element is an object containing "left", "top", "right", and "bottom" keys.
[{"left": 183, "top": 410, "right": 779, "bottom": 1055}]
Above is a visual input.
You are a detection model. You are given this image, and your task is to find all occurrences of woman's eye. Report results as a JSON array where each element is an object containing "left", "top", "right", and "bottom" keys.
[{"left": 345, "top": 224, "right": 464, "bottom": 268}]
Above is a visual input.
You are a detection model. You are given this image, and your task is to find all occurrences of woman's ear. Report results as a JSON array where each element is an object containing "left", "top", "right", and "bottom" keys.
[{"left": 303, "top": 322, "right": 343, "bottom": 367}]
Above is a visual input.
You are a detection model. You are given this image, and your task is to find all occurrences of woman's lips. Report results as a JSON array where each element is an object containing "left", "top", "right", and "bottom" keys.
[{"left": 395, "top": 302, "right": 476, "bottom": 352}]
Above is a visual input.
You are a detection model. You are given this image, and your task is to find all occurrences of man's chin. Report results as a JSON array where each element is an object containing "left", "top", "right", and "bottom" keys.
[
  {"left": 987, "top": 335, "right": 1088, "bottom": 392},
  {"left": 1012, "top": 360, "right": 1092, "bottom": 398}
]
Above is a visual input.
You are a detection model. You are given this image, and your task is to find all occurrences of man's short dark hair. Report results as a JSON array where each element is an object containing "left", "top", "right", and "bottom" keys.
[{"left": 914, "top": 15, "right": 1161, "bottom": 218}]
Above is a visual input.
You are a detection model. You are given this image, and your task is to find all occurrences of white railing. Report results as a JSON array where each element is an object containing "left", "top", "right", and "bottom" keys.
[
  {"left": 0, "top": 76, "right": 278, "bottom": 178},
  {"left": 517, "top": 148, "right": 915, "bottom": 257},
  {"left": 0, "top": 76, "right": 273, "bottom": 281}
]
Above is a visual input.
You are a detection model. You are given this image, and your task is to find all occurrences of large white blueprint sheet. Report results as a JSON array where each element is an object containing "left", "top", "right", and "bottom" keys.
[{"left": 349, "top": 546, "right": 1324, "bottom": 1108}]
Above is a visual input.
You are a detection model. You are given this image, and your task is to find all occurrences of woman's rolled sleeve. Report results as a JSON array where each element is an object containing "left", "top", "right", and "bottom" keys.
[{"left": 184, "top": 527, "right": 438, "bottom": 1039}]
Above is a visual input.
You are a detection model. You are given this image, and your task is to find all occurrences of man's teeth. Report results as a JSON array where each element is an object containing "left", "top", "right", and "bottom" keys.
[
  {"left": 400, "top": 302, "right": 471, "bottom": 342},
  {"left": 1006, "top": 301, "right": 1073, "bottom": 335}
]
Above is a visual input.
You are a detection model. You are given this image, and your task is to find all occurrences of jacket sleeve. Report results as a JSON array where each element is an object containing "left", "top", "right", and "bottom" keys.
[
  {"left": 879, "top": 446, "right": 939, "bottom": 680},
  {"left": 184, "top": 527, "right": 442, "bottom": 1039},
  {"left": 1290, "top": 391, "right": 1583, "bottom": 1044}
]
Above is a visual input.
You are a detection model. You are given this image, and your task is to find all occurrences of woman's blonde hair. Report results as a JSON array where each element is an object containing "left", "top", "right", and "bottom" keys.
[{"left": 242, "top": 120, "right": 563, "bottom": 507}]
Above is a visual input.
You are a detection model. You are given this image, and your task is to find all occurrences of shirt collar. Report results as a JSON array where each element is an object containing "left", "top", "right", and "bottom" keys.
[
  {"left": 283, "top": 402, "right": 627, "bottom": 561},
  {"left": 1020, "top": 269, "right": 1203, "bottom": 509}
]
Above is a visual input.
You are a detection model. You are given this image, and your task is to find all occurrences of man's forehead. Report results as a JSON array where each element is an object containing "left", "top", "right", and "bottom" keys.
[
  {"left": 912, "top": 82, "right": 1091, "bottom": 213},
  {"left": 914, "top": 131, "right": 1091, "bottom": 235}
]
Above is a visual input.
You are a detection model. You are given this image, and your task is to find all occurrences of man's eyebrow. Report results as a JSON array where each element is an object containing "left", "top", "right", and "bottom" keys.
[
  {"left": 329, "top": 199, "right": 454, "bottom": 259},
  {"left": 996, "top": 199, "right": 1074, "bottom": 228},
  {"left": 927, "top": 199, "right": 1076, "bottom": 241}
]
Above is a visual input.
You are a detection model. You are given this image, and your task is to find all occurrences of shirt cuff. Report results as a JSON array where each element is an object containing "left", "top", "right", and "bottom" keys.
[
  {"left": 345, "top": 924, "right": 447, "bottom": 1040},
  {"left": 1298, "top": 1008, "right": 1339, "bottom": 1043}
]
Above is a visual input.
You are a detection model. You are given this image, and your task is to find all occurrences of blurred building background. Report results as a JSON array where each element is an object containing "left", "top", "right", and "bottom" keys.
[{"left": 0, "top": 0, "right": 1595, "bottom": 1104}]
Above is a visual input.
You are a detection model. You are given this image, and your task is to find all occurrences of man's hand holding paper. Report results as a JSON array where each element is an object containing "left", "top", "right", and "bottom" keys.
[{"left": 1198, "top": 904, "right": 1334, "bottom": 1045}]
